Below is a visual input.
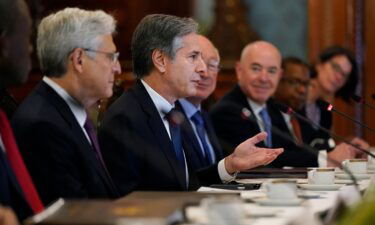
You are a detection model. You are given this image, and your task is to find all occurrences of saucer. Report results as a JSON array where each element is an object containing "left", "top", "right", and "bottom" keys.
[
  {"left": 367, "top": 164, "right": 375, "bottom": 170},
  {"left": 298, "top": 184, "right": 343, "bottom": 191},
  {"left": 335, "top": 173, "right": 371, "bottom": 180},
  {"left": 253, "top": 197, "right": 302, "bottom": 206}
]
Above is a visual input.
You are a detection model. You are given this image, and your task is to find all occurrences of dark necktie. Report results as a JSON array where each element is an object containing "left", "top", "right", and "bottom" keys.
[
  {"left": 83, "top": 117, "right": 117, "bottom": 194},
  {"left": 165, "top": 109, "right": 186, "bottom": 175},
  {"left": 191, "top": 111, "right": 214, "bottom": 166},
  {"left": 259, "top": 108, "right": 272, "bottom": 147},
  {"left": 0, "top": 110, "right": 44, "bottom": 213}
]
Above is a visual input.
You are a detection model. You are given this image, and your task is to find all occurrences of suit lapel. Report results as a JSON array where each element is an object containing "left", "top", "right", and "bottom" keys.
[
  {"left": 175, "top": 102, "right": 207, "bottom": 168},
  {"left": 202, "top": 111, "right": 224, "bottom": 160},
  {"left": 36, "top": 82, "right": 116, "bottom": 195},
  {"left": 132, "top": 81, "right": 186, "bottom": 189}
]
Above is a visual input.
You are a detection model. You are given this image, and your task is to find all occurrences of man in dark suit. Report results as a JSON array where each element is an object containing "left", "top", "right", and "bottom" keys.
[
  {"left": 11, "top": 8, "right": 122, "bottom": 205},
  {"left": 177, "top": 35, "right": 225, "bottom": 171},
  {"left": 210, "top": 41, "right": 313, "bottom": 168},
  {"left": 98, "top": 14, "right": 283, "bottom": 196},
  {"left": 0, "top": 0, "right": 43, "bottom": 222},
  {"left": 274, "top": 57, "right": 359, "bottom": 167}
]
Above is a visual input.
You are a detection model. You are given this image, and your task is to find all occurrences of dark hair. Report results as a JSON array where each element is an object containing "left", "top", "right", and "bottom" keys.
[
  {"left": 281, "top": 56, "right": 310, "bottom": 72},
  {"left": 131, "top": 14, "right": 198, "bottom": 78},
  {"left": 311, "top": 46, "right": 358, "bottom": 102},
  {"left": 0, "top": 0, "right": 23, "bottom": 35}
]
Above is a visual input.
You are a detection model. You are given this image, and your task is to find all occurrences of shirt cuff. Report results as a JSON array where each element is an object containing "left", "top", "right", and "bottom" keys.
[
  {"left": 218, "top": 159, "right": 237, "bottom": 183},
  {"left": 318, "top": 150, "right": 328, "bottom": 167}
]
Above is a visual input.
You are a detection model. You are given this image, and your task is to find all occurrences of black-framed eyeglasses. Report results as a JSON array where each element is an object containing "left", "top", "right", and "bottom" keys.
[
  {"left": 83, "top": 48, "right": 120, "bottom": 63},
  {"left": 329, "top": 61, "right": 349, "bottom": 78},
  {"left": 281, "top": 78, "right": 310, "bottom": 88}
]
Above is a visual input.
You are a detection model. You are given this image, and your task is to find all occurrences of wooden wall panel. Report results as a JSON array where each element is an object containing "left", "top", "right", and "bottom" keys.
[
  {"left": 364, "top": 0, "right": 375, "bottom": 144},
  {"left": 308, "top": 0, "right": 360, "bottom": 142}
]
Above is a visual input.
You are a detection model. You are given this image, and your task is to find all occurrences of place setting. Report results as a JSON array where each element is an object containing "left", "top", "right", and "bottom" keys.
[
  {"left": 335, "top": 159, "right": 372, "bottom": 180},
  {"left": 298, "top": 167, "right": 343, "bottom": 191},
  {"left": 251, "top": 179, "right": 304, "bottom": 206}
]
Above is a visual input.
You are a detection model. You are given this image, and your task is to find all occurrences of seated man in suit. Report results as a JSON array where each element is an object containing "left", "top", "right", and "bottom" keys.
[
  {"left": 210, "top": 41, "right": 317, "bottom": 167},
  {"left": 177, "top": 35, "right": 225, "bottom": 171},
  {"left": 11, "top": 8, "right": 122, "bottom": 205},
  {"left": 98, "top": 14, "right": 283, "bottom": 196},
  {"left": 274, "top": 57, "right": 363, "bottom": 167},
  {"left": 0, "top": 0, "right": 44, "bottom": 222}
]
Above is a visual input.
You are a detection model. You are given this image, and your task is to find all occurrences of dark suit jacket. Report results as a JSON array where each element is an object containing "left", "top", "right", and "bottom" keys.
[
  {"left": 11, "top": 81, "right": 119, "bottom": 205},
  {"left": 210, "top": 85, "right": 319, "bottom": 167},
  {"left": 176, "top": 100, "right": 225, "bottom": 171},
  {"left": 0, "top": 148, "right": 32, "bottom": 221},
  {"left": 299, "top": 99, "right": 333, "bottom": 151},
  {"left": 98, "top": 80, "right": 221, "bottom": 196}
]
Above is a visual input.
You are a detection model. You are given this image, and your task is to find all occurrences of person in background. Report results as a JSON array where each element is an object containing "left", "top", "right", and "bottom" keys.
[
  {"left": 176, "top": 35, "right": 225, "bottom": 171},
  {"left": 306, "top": 46, "right": 369, "bottom": 162},
  {"left": 11, "top": 8, "right": 122, "bottom": 205},
  {"left": 274, "top": 57, "right": 358, "bottom": 167},
  {"left": 98, "top": 14, "right": 283, "bottom": 196},
  {"left": 0, "top": 0, "right": 44, "bottom": 223}
]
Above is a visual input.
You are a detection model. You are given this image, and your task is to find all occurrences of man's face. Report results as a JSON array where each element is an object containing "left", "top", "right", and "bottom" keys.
[
  {"left": 189, "top": 36, "right": 219, "bottom": 102},
  {"left": 275, "top": 63, "right": 310, "bottom": 110},
  {"left": 236, "top": 44, "right": 282, "bottom": 104},
  {"left": 316, "top": 54, "right": 352, "bottom": 94},
  {"left": 0, "top": 1, "right": 32, "bottom": 87},
  {"left": 82, "top": 34, "right": 121, "bottom": 101},
  {"left": 164, "top": 33, "right": 206, "bottom": 99}
]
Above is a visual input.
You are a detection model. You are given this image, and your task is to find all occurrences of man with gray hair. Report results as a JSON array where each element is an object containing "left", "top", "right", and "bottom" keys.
[
  {"left": 99, "top": 14, "right": 282, "bottom": 196},
  {"left": 11, "top": 7, "right": 122, "bottom": 205}
]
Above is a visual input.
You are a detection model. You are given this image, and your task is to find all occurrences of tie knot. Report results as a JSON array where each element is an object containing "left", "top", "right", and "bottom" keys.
[
  {"left": 165, "top": 108, "right": 184, "bottom": 127},
  {"left": 191, "top": 111, "right": 204, "bottom": 126}
]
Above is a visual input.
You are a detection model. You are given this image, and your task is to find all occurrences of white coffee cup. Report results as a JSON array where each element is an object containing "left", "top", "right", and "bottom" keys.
[
  {"left": 342, "top": 159, "right": 367, "bottom": 174},
  {"left": 307, "top": 168, "right": 335, "bottom": 185},
  {"left": 201, "top": 197, "right": 244, "bottom": 224},
  {"left": 265, "top": 179, "right": 297, "bottom": 199}
]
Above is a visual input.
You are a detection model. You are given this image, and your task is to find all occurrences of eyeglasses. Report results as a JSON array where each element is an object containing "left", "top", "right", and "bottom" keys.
[
  {"left": 83, "top": 48, "right": 120, "bottom": 63},
  {"left": 281, "top": 78, "right": 310, "bottom": 88},
  {"left": 329, "top": 61, "right": 349, "bottom": 78}
]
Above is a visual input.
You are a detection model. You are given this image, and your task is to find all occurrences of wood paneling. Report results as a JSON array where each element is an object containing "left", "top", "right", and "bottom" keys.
[{"left": 308, "top": 0, "right": 361, "bottom": 142}]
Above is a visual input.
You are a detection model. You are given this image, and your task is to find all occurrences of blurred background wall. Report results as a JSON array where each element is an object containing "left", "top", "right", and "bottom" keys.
[{"left": 10, "top": 0, "right": 375, "bottom": 145}]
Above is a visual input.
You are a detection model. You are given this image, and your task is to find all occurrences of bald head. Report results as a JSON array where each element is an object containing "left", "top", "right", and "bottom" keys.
[
  {"left": 236, "top": 41, "right": 282, "bottom": 104},
  {"left": 186, "top": 35, "right": 220, "bottom": 105}
]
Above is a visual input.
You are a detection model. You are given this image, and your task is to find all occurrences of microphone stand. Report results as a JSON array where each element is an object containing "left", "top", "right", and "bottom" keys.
[{"left": 238, "top": 106, "right": 361, "bottom": 193}]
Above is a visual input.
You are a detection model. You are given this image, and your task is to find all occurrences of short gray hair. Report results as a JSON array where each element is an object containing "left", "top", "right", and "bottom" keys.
[
  {"left": 131, "top": 14, "right": 198, "bottom": 78},
  {"left": 37, "top": 7, "right": 117, "bottom": 77}
]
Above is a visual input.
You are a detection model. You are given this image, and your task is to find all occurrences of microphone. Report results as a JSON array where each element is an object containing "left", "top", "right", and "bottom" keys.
[
  {"left": 237, "top": 103, "right": 360, "bottom": 190},
  {"left": 273, "top": 101, "right": 375, "bottom": 159},
  {"left": 319, "top": 100, "right": 375, "bottom": 134},
  {"left": 351, "top": 94, "right": 375, "bottom": 111}
]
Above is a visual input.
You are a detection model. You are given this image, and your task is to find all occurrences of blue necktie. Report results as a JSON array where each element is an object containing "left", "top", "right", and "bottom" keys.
[
  {"left": 191, "top": 111, "right": 214, "bottom": 166},
  {"left": 259, "top": 108, "right": 272, "bottom": 147},
  {"left": 165, "top": 109, "right": 186, "bottom": 174}
]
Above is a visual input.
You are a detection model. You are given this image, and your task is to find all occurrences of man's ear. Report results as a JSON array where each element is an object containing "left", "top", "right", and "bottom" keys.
[
  {"left": 151, "top": 49, "right": 167, "bottom": 73},
  {"left": 235, "top": 61, "right": 242, "bottom": 81},
  {"left": 70, "top": 48, "right": 85, "bottom": 73}
]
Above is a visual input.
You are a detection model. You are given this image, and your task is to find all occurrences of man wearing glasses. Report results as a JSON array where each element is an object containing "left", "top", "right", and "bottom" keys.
[
  {"left": 11, "top": 8, "right": 122, "bottom": 205},
  {"left": 176, "top": 35, "right": 225, "bottom": 171},
  {"left": 274, "top": 57, "right": 361, "bottom": 167}
]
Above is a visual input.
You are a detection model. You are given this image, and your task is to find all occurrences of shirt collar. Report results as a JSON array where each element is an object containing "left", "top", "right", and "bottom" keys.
[
  {"left": 43, "top": 76, "right": 87, "bottom": 127},
  {"left": 247, "top": 97, "right": 266, "bottom": 115},
  {"left": 178, "top": 98, "right": 200, "bottom": 119},
  {"left": 141, "top": 79, "right": 174, "bottom": 118}
]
